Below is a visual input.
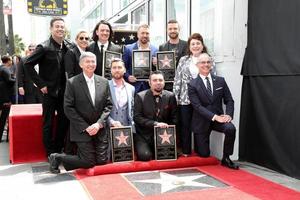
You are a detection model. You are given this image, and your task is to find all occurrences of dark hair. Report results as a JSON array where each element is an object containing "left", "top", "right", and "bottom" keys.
[
  {"left": 149, "top": 70, "right": 165, "bottom": 80},
  {"left": 187, "top": 33, "right": 208, "bottom": 56},
  {"left": 1, "top": 55, "right": 12, "bottom": 63},
  {"left": 92, "top": 20, "right": 114, "bottom": 42},
  {"left": 167, "top": 19, "right": 178, "bottom": 24},
  {"left": 50, "top": 17, "right": 64, "bottom": 27}
]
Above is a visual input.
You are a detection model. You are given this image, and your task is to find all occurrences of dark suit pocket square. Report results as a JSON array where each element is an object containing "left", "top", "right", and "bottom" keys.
[{"left": 215, "top": 87, "right": 223, "bottom": 90}]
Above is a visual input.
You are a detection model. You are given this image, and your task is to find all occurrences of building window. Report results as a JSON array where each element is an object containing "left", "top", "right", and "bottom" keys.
[
  {"left": 149, "top": 0, "right": 166, "bottom": 47},
  {"left": 167, "top": 0, "right": 189, "bottom": 40},
  {"left": 191, "top": 0, "right": 215, "bottom": 54},
  {"left": 131, "top": 4, "right": 147, "bottom": 25}
]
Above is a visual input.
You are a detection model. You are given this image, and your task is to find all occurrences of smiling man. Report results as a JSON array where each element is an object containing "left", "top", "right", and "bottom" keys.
[
  {"left": 188, "top": 53, "right": 239, "bottom": 170},
  {"left": 49, "top": 52, "right": 112, "bottom": 173},
  {"left": 87, "top": 20, "right": 122, "bottom": 76},
  {"left": 133, "top": 71, "right": 177, "bottom": 161},
  {"left": 24, "top": 17, "right": 74, "bottom": 157}
]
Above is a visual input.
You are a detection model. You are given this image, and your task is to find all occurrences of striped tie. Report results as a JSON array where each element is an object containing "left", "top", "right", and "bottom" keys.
[{"left": 206, "top": 77, "right": 212, "bottom": 96}]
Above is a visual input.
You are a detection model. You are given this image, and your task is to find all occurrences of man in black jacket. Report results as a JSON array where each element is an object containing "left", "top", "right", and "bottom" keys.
[
  {"left": 0, "top": 56, "right": 15, "bottom": 142},
  {"left": 24, "top": 17, "right": 74, "bottom": 157},
  {"left": 134, "top": 71, "right": 177, "bottom": 161},
  {"left": 17, "top": 44, "right": 43, "bottom": 104}
]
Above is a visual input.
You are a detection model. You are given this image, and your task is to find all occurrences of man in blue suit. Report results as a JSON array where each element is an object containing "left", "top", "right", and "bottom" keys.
[
  {"left": 108, "top": 58, "right": 135, "bottom": 128},
  {"left": 123, "top": 24, "right": 158, "bottom": 93},
  {"left": 188, "top": 53, "right": 239, "bottom": 170}
]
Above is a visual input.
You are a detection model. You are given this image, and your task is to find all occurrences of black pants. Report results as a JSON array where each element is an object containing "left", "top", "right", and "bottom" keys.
[
  {"left": 179, "top": 104, "right": 193, "bottom": 154},
  {"left": 60, "top": 131, "right": 109, "bottom": 171},
  {"left": 194, "top": 122, "right": 236, "bottom": 158},
  {"left": 133, "top": 133, "right": 154, "bottom": 161},
  {"left": 24, "top": 87, "right": 43, "bottom": 104},
  {"left": 0, "top": 105, "right": 10, "bottom": 142},
  {"left": 42, "top": 94, "right": 69, "bottom": 156}
]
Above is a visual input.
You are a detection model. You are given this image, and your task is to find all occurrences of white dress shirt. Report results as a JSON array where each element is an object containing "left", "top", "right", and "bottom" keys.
[
  {"left": 112, "top": 79, "right": 128, "bottom": 108},
  {"left": 97, "top": 41, "right": 109, "bottom": 52},
  {"left": 83, "top": 73, "right": 95, "bottom": 105}
]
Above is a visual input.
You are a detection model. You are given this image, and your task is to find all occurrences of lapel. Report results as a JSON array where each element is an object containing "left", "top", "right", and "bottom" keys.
[
  {"left": 146, "top": 90, "right": 156, "bottom": 117},
  {"left": 109, "top": 80, "right": 117, "bottom": 108},
  {"left": 197, "top": 76, "right": 213, "bottom": 102},
  {"left": 211, "top": 75, "right": 218, "bottom": 101},
  {"left": 94, "top": 76, "right": 102, "bottom": 109},
  {"left": 79, "top": 73, "right": 95, "bottom": 108}
]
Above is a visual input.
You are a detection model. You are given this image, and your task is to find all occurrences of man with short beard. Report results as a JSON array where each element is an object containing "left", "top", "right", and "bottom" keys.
[
  {"left": 123, "top": 24, "right": 158, "bottom": 93},
  {"left": 133, "top": 71, "right": 177, "bottom": 161},
  {"left": 159, "top": 20, "right": 187, "bottom": 67}
]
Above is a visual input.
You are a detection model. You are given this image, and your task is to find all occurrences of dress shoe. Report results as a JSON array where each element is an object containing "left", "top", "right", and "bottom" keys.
[
  {"left": 48, "top": 153, "right": 61, "bottom": 174},
  {"left": 221, "top": 157, "right": 239, "bottom": 170}
]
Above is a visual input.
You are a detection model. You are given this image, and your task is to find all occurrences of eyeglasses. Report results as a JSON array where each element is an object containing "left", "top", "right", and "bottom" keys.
[
  {"left": 198, "top": 61, "right": 212, "bottom": 65},
  {"left": 79, "top": 37, "right": 89, "bottom": 41}
]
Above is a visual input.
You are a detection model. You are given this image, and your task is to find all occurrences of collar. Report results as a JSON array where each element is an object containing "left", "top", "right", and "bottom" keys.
[
  {"left": 83, "top": 73, "right": 95, "bottom": 83},
  {"left": 137, "top": 42, "right": 150, "bottom": 50},
  {"left": 199, "top": 73, "right": 212, "bottom": 81},
  {"left": 112, "top": 78, "right": 125, "bottom": 88},
  {"left": 76, "top": 44, "right": 85, "bottom": 54},
  {"left": 97, "top": 41, "right": 109, "bottom": 50}
]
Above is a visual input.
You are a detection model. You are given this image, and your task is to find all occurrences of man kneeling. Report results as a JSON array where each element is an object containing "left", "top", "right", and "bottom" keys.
[
  {"left": 134, "top": 71, "right": 177, "bottom": 161},
  {"left": 49, "top": 52, "right": 112, "bottom": 173}
]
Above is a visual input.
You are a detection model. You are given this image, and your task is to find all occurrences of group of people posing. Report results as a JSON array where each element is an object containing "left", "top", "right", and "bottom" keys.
[{"left": 1, "top": 16, "right": 239, "bottom": 173}]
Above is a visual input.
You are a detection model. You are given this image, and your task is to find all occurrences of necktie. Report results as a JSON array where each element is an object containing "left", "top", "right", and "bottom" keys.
[
  {"left": 206, "top": 77, "right": 212, "bottom": 96},
  {"left": 100, "top": 44, "right": 104, "bottom": 61}
]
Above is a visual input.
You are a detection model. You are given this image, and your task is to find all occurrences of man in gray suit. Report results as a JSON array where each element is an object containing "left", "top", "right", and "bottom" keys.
[
  {"left": 108, "top": 58, "right": 135, "bottom": 128},
  {"left": 49, "top": 52, "right": 112, "bottom": 173}
]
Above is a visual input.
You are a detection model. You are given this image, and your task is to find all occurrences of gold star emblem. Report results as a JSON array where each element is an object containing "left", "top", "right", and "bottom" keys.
[
  {"left": 115, "top": 131, "right": 129, "bottom": 146},
  {"left": 159, "top": 129, "right": 172, "bottom": 144},
  {"left": 159, "top": 55, "right": 172, "bottom": 68}
]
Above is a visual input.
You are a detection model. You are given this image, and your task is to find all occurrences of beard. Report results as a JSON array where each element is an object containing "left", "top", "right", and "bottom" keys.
[{"left": 168, "top": 32, "right": 179, "bottom": 39}]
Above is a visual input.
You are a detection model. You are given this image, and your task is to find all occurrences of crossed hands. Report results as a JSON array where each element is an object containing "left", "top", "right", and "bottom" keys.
[{"left": 215, "top": 114, "right": 232, "bottom": 123}]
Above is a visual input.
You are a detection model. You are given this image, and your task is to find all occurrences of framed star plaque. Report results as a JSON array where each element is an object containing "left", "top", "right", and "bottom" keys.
[
  {"left": 103, "top": 50, "right": 122, "bottom": 80},
  {"left": 110, "top": 126, "right": 134, "bottom": 162},
  {"left": 156, "top": 51, "right": 176, "bottom": 82},
  {"left": 154, "top": 125, "right": 177, "bottom": 161},
  {"left": 132, "top": 50, "right": 151, "bottom": 80}
]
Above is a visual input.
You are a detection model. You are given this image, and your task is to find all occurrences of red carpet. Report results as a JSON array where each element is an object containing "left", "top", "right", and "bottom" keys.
[
  {"left": 76, "top": 156, "right": 219, "bottom": 176},
  {"left": 76, "top": 165, "right": 300, "bottom": 200}
]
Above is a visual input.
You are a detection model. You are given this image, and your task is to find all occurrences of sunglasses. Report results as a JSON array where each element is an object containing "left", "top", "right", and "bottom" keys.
[{"left": 79, "top": 37, "right": 89, "bottom": 41}]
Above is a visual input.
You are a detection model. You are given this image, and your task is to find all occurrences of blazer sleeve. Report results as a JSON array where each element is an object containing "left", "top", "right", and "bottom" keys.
[
  {"left": 64, "top": 79, "right": 90, "bottom": 132},
  {"left": 134, "top": 93, "right": 157, "bottom": 128},
  {"left": 188, "top": 81, "right": 215, "bottom": 121},
  {"left": 64, "top": 49, "right": 77, "bottom": 78},
  {"left": 222, "top": 79, "right": 234, "bottom": 118},
  {"left": 96, "top": 81, "right": 113, "bottom": 126},
  {"left": 23, "top": 45, "right": 46, "bottom": 89},
  {"left": 122, "top": 45, "right": 132, "bottom": 81},
  {"left": 17, "top": 58, "right": 25, "bottom": 88}
]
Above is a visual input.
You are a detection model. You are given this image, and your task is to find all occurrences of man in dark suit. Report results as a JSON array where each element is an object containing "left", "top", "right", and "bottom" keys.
[
  {"left": 24, "top": 17, "right": 74, "bottom": 156},
  {"left": 64, "top": 30, "right": 90, "bottom": 78},
  {"left": 134, "top": 71, "right": 177, "bottom": 161},
  {"left": 87, "top": 20, "right": 122, "bottom": 76},
  {"left": 17, "top": 44, "right": 43, "bottom": 104},
  {"left": 188, "top": 53, "right": 238, "bottom": 169},
  {"left": 0, "top": 56, "right": 15, "bottom": 142},
  {"left": 48, "top": 52, "right": 112, "bottom": 173},
  {"left": 123, "top": 24, "right": 158, "bottom": 93}
]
